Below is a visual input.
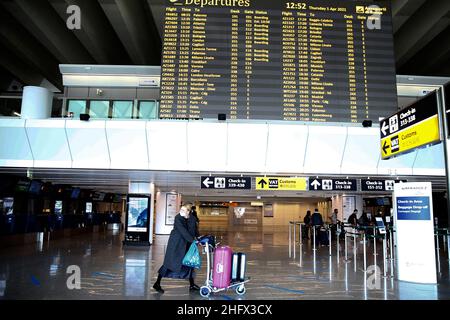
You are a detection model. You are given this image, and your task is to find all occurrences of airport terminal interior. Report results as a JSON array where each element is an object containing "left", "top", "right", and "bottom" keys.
[{"left": 1, "top": 0, "right": 450, "bottom": 301}]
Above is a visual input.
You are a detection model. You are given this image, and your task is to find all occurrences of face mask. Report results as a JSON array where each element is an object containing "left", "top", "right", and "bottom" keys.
[{"left": 180, "top": 210, "right": 189, "bottom": 218}]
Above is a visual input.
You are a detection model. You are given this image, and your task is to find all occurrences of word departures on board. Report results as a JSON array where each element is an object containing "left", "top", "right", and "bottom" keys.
[
  {"left": 380, "top": 91, "right": 441, "bottom": 160},
  {"left": 160, "top": 0, "right": 397, "bottom": 123}
]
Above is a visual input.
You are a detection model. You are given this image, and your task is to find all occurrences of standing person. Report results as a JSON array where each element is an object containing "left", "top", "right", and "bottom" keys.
[
  {"left": 358, "top": 212, "right": 370, "bottom": 227},
  {"left": 153, "top": 205, "right": 200, "bottom": 294},
  {"left": 311, "top": 208, "right": 323, "bottom": 226},
  {"left": 188, "top": 205, "right": 200, "bottom": 238},
  {"left": 329, "top": 208, "right": 338, "bottom": 238},
  {"left": 303, "top": 210, "right": 312, "bottom": 239},
  {"left": 348, "top": 209, "right": 358, "bottom": 227},
  {"left": 311, "top": 209, "right": 323, "bottom": 243}
]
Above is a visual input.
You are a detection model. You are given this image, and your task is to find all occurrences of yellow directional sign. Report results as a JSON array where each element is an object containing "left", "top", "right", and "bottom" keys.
[
  {"left": 256, "top": 177, "right": 308, "bottom": 191},
  {"left": 381, "top": 115, "right": 440, "bottom": 159}
]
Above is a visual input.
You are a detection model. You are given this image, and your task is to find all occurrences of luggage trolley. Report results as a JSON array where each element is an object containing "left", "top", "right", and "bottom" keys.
[{"left": 197, "top": 236, "right": 250, "bottom": 298}]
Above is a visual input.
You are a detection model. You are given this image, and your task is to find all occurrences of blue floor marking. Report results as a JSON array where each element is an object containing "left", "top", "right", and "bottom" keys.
[
  {"left": 287, "top": 276, "right": 329, "bottom": 282},
  {"left": 92, "top": 272, "right": 117, "bottom": 278},
  {"left": 31, "top": 275, "right": 40, "bottom": 286},
  {"left": 264, "top": 285, "right": 304, "bottom": 294}
]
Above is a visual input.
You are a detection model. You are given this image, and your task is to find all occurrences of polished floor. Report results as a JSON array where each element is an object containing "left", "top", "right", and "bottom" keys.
[{"left": 0, "top": 227, "right": 449, "bottom": 300}]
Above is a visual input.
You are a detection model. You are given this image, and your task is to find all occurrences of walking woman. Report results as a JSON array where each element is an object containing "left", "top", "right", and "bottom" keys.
[{"left": 153, "top": 205, "right": 200, "bottom": 293}]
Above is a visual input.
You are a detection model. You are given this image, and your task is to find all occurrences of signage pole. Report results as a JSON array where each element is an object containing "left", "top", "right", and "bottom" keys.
[
  {"left": 289, "top": 222, "right": 292, "bottom": 258},
  {"left": 293, "top": 222, "right": 296, "bottom": 259},
  {"left": 337, "top": 229, "right": 340, "bottom": 261},
  {"left": 299, "top": 223, "right": 303, "bottom": 245},
  {"left": 344, "top": 233, "right": 349, "bottom": 262},
  {"left": 436, "top": 87, "right": 450, "bottom": 229},
  {"left": 329, "top": 227, "right": 332, "bottom": 256},
  {"left": 353, "top": 233, "right": 357, "bottom": 272},
  {"left": 313, "top": 226, "right": 317, "bottom": 251},
  {"left": 436, "top": 232, "right": 441, "bottom": 275}
]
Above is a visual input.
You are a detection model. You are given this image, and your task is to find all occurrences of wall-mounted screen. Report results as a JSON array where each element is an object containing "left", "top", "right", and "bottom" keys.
[
  {"left": 28, "top": 181, "right": 43, "bottom": 195},
  {"left": 86, "top": 202, "right": 93, "bottom": 214},
  {"left": 160, "top": 0, "right": 397, "bottom": 123},
  {"left": 54, "top": 200, "right": 63, "bottom": 215},
  {"left": 113, "top": 194, "right": 123, "bottom": 203},
  {"left": 92, "top": 192, "right": 106, "bottom": 202},
  {"left": 3, "top": 198, "right": 14, "bottom": 215},
  {"left": 71, "top": 188, "right": 81, "bottom": 199},
  {"left": 264, "top": 204, "right": 274, "bottom": 217},
  {"left": 376, "top": 197, "right": 391, "bottom": 206},
  {"left": 15, "top": 179, "right": 30, "bottom": 193}
]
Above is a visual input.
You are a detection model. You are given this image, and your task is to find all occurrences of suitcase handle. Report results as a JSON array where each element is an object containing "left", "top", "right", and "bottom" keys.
[{"left": 216, "top": 263, "right": 223, "bottom": 274}]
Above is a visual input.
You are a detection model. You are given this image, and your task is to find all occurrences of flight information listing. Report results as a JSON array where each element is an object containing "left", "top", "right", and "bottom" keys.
[{"left": 160, "top": 0, "right": 398, "bottom": 123}]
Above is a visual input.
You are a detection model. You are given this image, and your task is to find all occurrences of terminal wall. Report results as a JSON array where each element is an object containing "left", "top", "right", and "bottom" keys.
[{"left": 0, "top": 118, "right": 445, "bottom": 176}]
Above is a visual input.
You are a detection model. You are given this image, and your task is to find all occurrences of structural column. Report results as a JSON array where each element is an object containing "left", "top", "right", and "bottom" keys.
[
  {"left": 331, "top": 194, "right": 363, "bottom": 222},
  {"left": 21, "top": 86, "right": 53, "bottom": 119},
  {"left": 155, "top": 191, "right": 181, "bottom": 235}
]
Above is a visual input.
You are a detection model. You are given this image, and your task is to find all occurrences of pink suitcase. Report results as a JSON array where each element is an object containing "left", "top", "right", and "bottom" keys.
[{"left": 212, "top": 246, "right": 233, "bottom": 289}]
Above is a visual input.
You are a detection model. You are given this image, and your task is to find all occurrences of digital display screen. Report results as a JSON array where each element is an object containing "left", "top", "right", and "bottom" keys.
[
  {"left": 92, "top": 192, "right": 106, "bottom": 202},
  {"left": 3, "top": 198, "right": 14, "bottom": 215},
  {"left": 113, "top": 194, "right": 123, "bottom": 203},
  {"left": 28, "top": 181, "right": 42, "bottom": 195},
  {"left": 127, "top": 197, "right": 149, "bottom": 233},
  {"left": 15, "top": 179, "right": 30, "bottom": 193},
  {"left": 375, "top": 216, "right": 386, "bottom": 234},
  {"left": 160, "top": 0, "right": 397, "bottom": 122},
  {"left": 54, "top": 201, "right": 63, "bottom": 215},
  {"left": 375, "top": 217, "right": 385, "bottom": 228},
  {"left": 71, "top": 188, "right": 81, "bottom": 199}
]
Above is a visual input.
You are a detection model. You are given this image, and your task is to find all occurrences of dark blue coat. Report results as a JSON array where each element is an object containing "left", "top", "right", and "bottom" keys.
[
  {"left": 162, "top": 214, "right": 196, "bottom": 273},
  {"left": 311, "top": 212, "right": 323, "bottom": 226}
]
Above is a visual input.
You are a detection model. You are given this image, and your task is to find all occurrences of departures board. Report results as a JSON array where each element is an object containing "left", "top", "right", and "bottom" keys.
[{"left": 159, "top": 0, "right": 398, "bottom": 123}]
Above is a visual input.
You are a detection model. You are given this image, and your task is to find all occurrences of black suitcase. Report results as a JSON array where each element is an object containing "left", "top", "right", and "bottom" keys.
[
  {"left": 231, "top": 252, "right": 247, "bottom": 282},
  {"left": 317, "top": 229, "right": 329, "bottom": 246}
]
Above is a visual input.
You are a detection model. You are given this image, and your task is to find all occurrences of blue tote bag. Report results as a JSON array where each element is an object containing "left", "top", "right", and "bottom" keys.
[{"left": 182, "top": 242, "right": 202, "bottom": 269}]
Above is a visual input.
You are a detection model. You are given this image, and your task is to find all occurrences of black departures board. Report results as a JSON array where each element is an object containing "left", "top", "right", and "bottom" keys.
[{"left": 159, "top": 0, "right": 398, "bottom": 123}]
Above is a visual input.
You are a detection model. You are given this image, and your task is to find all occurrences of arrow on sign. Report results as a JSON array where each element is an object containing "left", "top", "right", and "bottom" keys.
[
  {"left": 258, "top": 179, "right": 268, "bottom": 188},
  {"left": 203, "top": 177, "right": 214, "bottom": 188},
  {"left": 382, "top": 141, "right": 390, "bottom": 155},
  {"left": 311, "top": 180, "right": 321, "bottom": 190},
  {"left": 381, "top": 121, "right": 389, "bottom": 136}
]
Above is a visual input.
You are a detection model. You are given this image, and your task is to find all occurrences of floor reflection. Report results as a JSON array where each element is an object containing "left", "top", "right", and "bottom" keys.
[
  {"left": 125, "top": 258, "right": 147, "bottom": 297},
  {"left": 0, "top": 227, "right": 448, "bottom": 300}
]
